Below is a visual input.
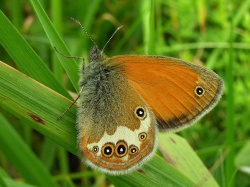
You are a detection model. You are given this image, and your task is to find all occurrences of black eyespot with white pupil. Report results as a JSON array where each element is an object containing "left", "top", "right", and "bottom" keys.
[
  {"left": 140, "top": 134, "right": 145, "bottom": 139},
  {"left": 135, "top": 106, "right": 146, "bottom": 120},
  {"left": 115, "top": 141, "right": 128, "bottom": 157},
  {"left": 131, "top": 148, "right": 136, "bottom": 153},
  {"left": 102, "top": 143, "right": 115, "bottom": 157},
  {"left": 195, "top": 86, "right": 205, "bottom": 97},
  {"left": 137, "top": 108, "right": 144, "bottom": 117},
  {"left": 104, "top": 146, "right": 112, "bottom": 155},
  {"left": 93, "top": 146, "right": 99, "bottom": 153},
  {"left": 138, "top": 132, "right": 147, "bottom": 141},
  {"left": 129, "top": 145, "right": 139, "bottom": 155},
  {"left": 118, "top": 145, "right": 126, "bottom": 154}
]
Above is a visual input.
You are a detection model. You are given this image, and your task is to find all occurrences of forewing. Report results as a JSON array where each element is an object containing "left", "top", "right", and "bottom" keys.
[{"left": 108, "top": 56, "right": 224, "bottom": 132}]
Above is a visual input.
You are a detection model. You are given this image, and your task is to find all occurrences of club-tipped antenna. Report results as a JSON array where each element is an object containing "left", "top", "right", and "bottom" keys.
[
  {"left": 101, "top": 25, "right": 123, "bottom": 53},
  {"left": 70, "top": 17, "right": 98, "bottom": 47}
]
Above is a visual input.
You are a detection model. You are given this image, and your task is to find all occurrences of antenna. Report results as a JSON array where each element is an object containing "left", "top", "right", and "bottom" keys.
[
  {"left": 54, "top": 47, "right": 83, "bottom": 60},
  {"left": 101, "top": 25, "right": 123, "bottom": 52},
  {"left": 70, "top": 17, "right": 123, "bottom": 53},
  {"left": 56, "top": 19, "right": 123, "bottom": 120},
  {"left": 70, "top": 17, "right": 98, "bottom": 47}
]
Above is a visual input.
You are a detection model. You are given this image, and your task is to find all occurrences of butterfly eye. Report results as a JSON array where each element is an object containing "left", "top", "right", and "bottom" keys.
[
  {"left": 135, "top": 106, "right": 147, "bottom": 120},
  {"left": 115, "top": 141, "right": 128, "bottom": 157},
  {"left": 101, "top": 143, "right": 115, "bottom": 157},
  {"left": 138, "top": 132, "right": 147, "bottom": 141},
  {"left": 104, "top": 68, "right": 110, "bottom": 75},
  {"left": 195, "top": 86, "right": 205, "bottom": 97},
  {"left": 92, "top": 146, "right": 99, "bottom": 153},
  {"left": 129, "top": 145, "right": 139, "bottom": 155}
]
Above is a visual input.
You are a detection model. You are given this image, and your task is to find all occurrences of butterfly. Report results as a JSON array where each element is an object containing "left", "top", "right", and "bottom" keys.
[{"left": 57, "top": 18, "right": 224, "bottom": 175}]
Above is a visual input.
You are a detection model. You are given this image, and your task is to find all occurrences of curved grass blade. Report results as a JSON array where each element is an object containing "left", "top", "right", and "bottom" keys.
[
  {"left": 0, "top": 11, "right": 71, "bottom": 99},
  {"left": 29, "top": 0, "right": 79, "bottom": 91},
  {"left": 0, "top": 114, "right": 58, "bottom": 187}
]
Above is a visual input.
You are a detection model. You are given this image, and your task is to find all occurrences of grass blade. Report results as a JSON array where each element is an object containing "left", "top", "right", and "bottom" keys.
[
  {"left": 0, "top": 114, "right": 58, "bottom": 187},
  {"left": 0, "top": 11, "right": 71, "bottom": 99},
  {"left": 29, "top": 0, "right": 79, "bottom": 91},
  {"left": 0, "top": 61, "right": 77, "bottom": 154},
  {"left": 225, "top": 4, "right": 235, "bottom": 186}
]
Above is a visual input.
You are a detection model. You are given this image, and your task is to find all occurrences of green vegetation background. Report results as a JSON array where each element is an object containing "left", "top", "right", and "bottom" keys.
[{"left": 0, "top": 0, "right": 249, "bottom": 187}]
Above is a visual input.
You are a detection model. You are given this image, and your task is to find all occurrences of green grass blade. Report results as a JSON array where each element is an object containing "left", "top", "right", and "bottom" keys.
[
  {"left": 10, "top": 0, "right": 23, "bottom": 28},
  {"left": 0, "top": 11, "right": 71, "bottom": 99},
  {"left": 73, "top": 0, "right": 102, "bottom": 57},
  {"left": 3, "top": 178, "right": 37, "bottom": 187},
  {"left": 110, "top": 154, "right": 194, "bottom": 187},
  {"left": 29, "top": 0, "right": 79, "bottom": 91},
  {"left": 0, "top": 61, "right": 77, "bottom": 154},
  {"left": 0, "top": 173, "right": 38, "bottom": 187},
  {"left": 141, "top": 0, "right": 151, "bottom": 54},
  {"left": 51, "top": 0, "right": 64, "bottom": 82},
  {"left": 225, "top": 5, "right": 235, "bottom": 187},
  {"left": 148, "top": 0, "right": 156, "bottom": 55},
  {"left": 158, "top": 134, "right": 219, "bottom": 187},
  {"left": 40, "top": 139, "right": 57, "bottom": 170},
  {"left": 0, "top": 114, "right": 58, "bottom": 187},
  {"left": 0, "top": 175, "right": 7, "bottom": 187},
  {"left": 235, "top": 141, "right": 250, "bottom": 174}
]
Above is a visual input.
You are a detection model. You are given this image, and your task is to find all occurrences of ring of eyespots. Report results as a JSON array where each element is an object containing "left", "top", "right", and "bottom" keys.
[
  {"left": 129, "top": 145, "right": 139, "bottom": 155},
  {"left": 135, "top": 106, "right": 147, "bottom": 120},
  {"left": 138, "top": 132, "right": 147, "bottom": 141},
  {"left": 101, "top": 143, "right": 115, "bottom": 157},
  {"left": 195, "top": 86, "right": 205, "bottom": 97},
  {"left": 115, "top": 141, "right": 128, "bottom": 157},
  {"left": 100, "top": 141, "right": 140, "bottom": 158}
]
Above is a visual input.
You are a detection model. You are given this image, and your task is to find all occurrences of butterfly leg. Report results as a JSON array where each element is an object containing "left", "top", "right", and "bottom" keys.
[{"left": 57, "top": 86, "right": 84, "bottom": 120}]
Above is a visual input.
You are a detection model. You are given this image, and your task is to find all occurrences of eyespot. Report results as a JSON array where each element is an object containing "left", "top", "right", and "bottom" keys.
[
  {"left": 101, "top": 143, "right": 115, "bottom": 157},
  {"left": 138, "top": 132, "right": 147, "bottom": 141},
  {"left": 115, "top": 141, "right": 128, "bottom": 157},
  {"left": 135, "top": 106, "right": 147, "bottom": 120},
  {"left": 195, "top": 86, "right": 205, "bottom": 97},
  {"left": 92, "top": 146, "right": 99, "bottom": 153},
  {"left": 129, "top": 145, "right": 139, "bottom": 155}
]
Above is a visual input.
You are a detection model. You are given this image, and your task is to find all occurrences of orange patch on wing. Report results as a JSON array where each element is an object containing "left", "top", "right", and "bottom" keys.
[{"left": 107, "top": 56, "right": 223, "bottom": 130}]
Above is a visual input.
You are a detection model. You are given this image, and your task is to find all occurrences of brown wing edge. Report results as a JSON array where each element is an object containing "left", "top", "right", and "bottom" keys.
[{"left": 157, "top": 75, "right": 224, "bottom": 132}]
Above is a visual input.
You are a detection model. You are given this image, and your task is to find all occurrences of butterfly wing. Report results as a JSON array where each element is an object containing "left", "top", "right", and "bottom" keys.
[
  {"left": 77, "top": 61, "right": 157, "bottom": 175},
  {"left": 107, "top": 56, "right": 224, "bottom": 132}
]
